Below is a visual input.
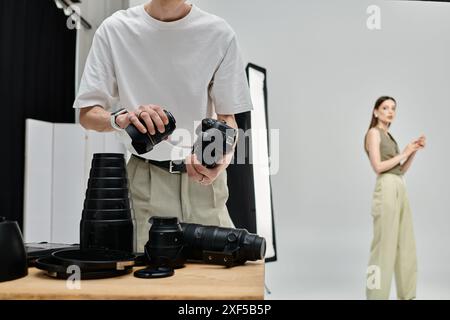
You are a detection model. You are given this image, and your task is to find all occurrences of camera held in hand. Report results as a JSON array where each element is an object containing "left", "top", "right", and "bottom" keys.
[
  {"left": 192, "top": 118, "right": 238, "bottom": 168},
  {"left": 125, "top": 110, "right": 176, "bottom": 155}
]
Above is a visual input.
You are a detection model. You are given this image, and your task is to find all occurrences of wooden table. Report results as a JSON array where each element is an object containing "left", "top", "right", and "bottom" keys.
[{"left": 0, "top": 261, "right": 264, "bottom": 300}]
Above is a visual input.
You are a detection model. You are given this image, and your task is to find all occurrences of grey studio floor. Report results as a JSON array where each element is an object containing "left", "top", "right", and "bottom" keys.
[{"left": 264, "top": 225, "right": 450, "bottom": 300}]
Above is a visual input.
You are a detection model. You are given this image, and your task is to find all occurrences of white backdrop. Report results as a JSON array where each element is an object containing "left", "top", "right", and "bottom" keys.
[
  {"left": 186, "top": 0, "right": 450, "bottom": 299},
  {"left": 92, "top": 0, "right": 450, "bottom": 299},
  {"left": 23, "top": 120, "right": 125, "bottom": 244}
]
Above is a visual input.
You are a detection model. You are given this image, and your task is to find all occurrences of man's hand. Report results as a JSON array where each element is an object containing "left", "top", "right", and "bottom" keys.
[
  {"left": 185, "top": 151, "right": 234, "bottom": 185},
  {"left": 116, "top": 104, "right": 169, "bottom": 134},
  {"left": 185, "top": 114, "right": 237, "bottom": 185}
]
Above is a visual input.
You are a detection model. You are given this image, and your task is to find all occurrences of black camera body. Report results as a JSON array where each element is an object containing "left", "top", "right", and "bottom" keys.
[
  {"left": 143, "top": 217, "right": 266, "bottom": 270},
  {"left": 192, "top": 118, "right": 238, "bottom": 168},
  {"left": 125, "top": 110, "right": 176, "bottom": 155}
]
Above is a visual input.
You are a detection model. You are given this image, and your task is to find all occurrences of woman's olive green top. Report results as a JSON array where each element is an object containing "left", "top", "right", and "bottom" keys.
[{"left": 375, "top": 127, "right": 403, "bottom": 176}]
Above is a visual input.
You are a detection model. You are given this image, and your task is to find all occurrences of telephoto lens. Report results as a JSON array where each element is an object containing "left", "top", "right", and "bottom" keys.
[
  {"left": 180, "top": 223, "right": 266, "bottom": 267},
  {"left": 133, "top": 217, "right": 266, "bottom": 279},
  {"left": 125, "top": 110, "right": 176, "bottom": 155}
]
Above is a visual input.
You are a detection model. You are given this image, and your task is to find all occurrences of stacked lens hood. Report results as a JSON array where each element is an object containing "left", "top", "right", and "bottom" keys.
[{"left": 80, "top": 153, "right": 136, "bottom": 253}]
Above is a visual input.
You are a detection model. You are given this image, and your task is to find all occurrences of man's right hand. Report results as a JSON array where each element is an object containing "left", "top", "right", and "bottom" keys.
[{"left": 115, "top": 105, "right": 170, "bottom": 134}]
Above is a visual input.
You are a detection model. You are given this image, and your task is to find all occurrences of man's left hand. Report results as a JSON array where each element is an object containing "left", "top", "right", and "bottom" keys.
[
  {"left": 185, "top": 114, "right": 237, "bottom": 185},
  {"left": 185, "top": 151, "right": 234, "bottom": 185}
]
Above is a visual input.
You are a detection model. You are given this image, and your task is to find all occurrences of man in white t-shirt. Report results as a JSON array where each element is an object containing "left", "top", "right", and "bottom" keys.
[{"left": 73, "top": 0, "right": 253, "bottom": 250}]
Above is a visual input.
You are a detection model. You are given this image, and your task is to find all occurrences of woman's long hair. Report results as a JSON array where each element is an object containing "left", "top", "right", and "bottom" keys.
[{"left": 364, "top": 96, "right": 396, "bottom": 154}]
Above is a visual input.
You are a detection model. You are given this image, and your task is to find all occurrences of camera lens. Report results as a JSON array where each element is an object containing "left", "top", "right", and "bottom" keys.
[
  {"left": 244, "top": 233, "right": 266, "bottom": 261},
  {"left": 150, "top": 216, "right": 179, "bottom": 228},
  {"left": 145, "top": 216, "right": 185, "bottom": 269},
  {"left": 180, "top": 223, "right": 266, "bottom": 265},
  {"left": 125, "top": 110, "right": 176, "bottom": 155}
]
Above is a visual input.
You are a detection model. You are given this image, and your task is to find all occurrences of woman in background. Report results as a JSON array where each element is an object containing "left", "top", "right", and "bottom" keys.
[{"left": 364, "top": 96, "right": 426, "bottom": 300}]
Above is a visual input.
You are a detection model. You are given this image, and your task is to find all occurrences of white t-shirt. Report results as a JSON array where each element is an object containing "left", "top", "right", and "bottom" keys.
[{"left": 73, "top": 4, "right": 253, "bottom": 161}]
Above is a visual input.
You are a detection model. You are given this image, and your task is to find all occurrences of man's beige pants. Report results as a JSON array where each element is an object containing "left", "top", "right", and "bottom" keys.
[
  {"left": 366, "top": 173, "right": 417, "bottom": 300},
  {"left": 127, "top": 156, "right": 234, "bottom": 252}
]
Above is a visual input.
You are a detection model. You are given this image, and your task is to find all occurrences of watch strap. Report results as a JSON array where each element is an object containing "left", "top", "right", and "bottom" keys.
[{"left": 110, "top": 108, "right": 128, "bottom": 131}]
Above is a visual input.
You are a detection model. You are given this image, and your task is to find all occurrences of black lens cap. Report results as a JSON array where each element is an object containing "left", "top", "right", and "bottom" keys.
[{"left": 133, "top": 267, "right": 174, "bottom": 279}]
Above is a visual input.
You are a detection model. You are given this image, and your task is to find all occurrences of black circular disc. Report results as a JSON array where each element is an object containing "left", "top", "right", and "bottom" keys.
[
  {"left": 51, "top": 248, "right": 136, "bottom": 271},
  {"left": 35, "top": 256, "right": 132, "bottom": 280},
  {"left": 133, "top": 267, "right": 174, "bottom": 279}
]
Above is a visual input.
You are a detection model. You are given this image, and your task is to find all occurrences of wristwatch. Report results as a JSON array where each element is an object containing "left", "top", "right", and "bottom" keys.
[{"left": 110, "top": 108, "right": 128, "bottom": 131}]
